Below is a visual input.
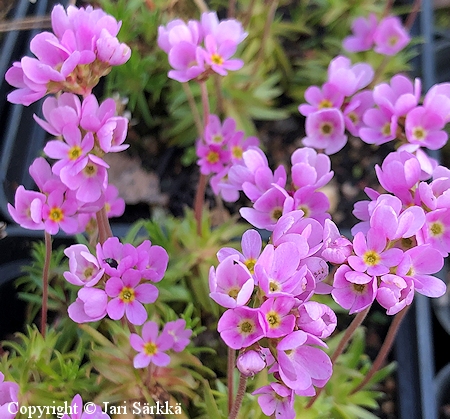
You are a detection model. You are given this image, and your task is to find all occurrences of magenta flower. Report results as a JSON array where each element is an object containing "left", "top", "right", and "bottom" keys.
[
  {"left": 276, "top": 330, "right": 332, "bottom": 393},
  {"left": 327, "top": 56, "right": 374, "bottom": 97},
  {"left": 202, "top": 35, "right": 243, "bottom": 76},
  {"left": 290, "top": 147, "right": 334, "bottom": 190},
  {"left": 203, "top": 114, "right": 236, "bottom": 145},
  {"left": 196, "top": 142, "right": 230, "bottom": 175},
  {"left": 260, "top": 296, "right": 296, "bottom": 338},
  {"left": 168, "top": 42, "right": 205, "bottom": 82},
  {"left": 343, "top": 13, "right": 378, "bottom": 52},
  {"left": 375, "top": 151, "right": 422, "bottom": 204},
  {"left": 44, "top": 130, "right": 94, "bottom": 176},
  {"left": 7, "top": 186, "right": 46, "bottom": 230},
  {"left": 217, "top": 306, "right": 264, "bottom": 350},
  {"left": 343, "top": 90, "right": 375, "bottom": 137},
  {"left": 240, "top": 185, "right": 294, "bottom": 231},
  {"left": 302, "top": 108, "right": 348, "bottom": 155},
  {"left": 42, "top": 189, "right": 79, "bottom": 235},
  {"left": 298, "top": 82, "right": 344, "bottom": 116},
  {"left": 157, "top": 19, "right": 201, "bottom": 54},
  {"left": 210, "top": 168, "right": 241, "bottom": 202},
  {"left": 61, "top": 394, "right": 110, "bottom": 419},
  {"left": 321, "top": 219, "right": 353, "bottom": 264},
  {"left": 332, "top": 265, "right": 377, "bottom": 314},
  {"left": 348, "top": 229, "right": 403, "bottom": 276},
  {"left": 404, "top": 106, "right": 448, "bottom": 150},
  {"left": 68, "top": 287, "right": 108, "bottom": 323},
  {"left": 96, "top": 237, "right": 138, "bottom": 277},
  {"left": 104, "top": 184, "right": 125, "bottom": 218},
  {"left": 253, "top": 383, "right": 295, "bottom": 419},
  {"left": 162, "top": 319, "right": 192, "bottom": 352},
  {"left": 360, "top": 106, "right": 396, "bottom": 145},
  {"left": 0, "top": 372, "right": 19, "bottom": 419},
  {"left": 105, "top": 269, "right": 158, "bottom": 325},
  {"left": 59, "top": 154, "right": 109, "bottom": 203},
  {"left": 418, "top": 208, "right": 450, "bottom": 257},
  {"left": 209, "top": 255, "right": 254, "bottom": 308},
  {"left": 63, "top": 244, "right": 104, "bottom": 287},
  {"left": 373, "top": 16, "right": 410, "bottom": 56},
  {"left": 130, "top": 321, "right": 174, "bottom": 368},
  {"left": 217, "top": 228, "right": 262, "bottom": 274},
  {"left": 297, "top": 301, "right": 337, "bottom": 339},
  {"left": 236, "top": 350, "right": 266, "bottom": 377},
  {"left": 200, "top": 12, "right": 247, "bottom": 46},
  {"left": 135, "top": 240, "right": 169, "bottom": 282},
  {"left": 377, "top": 274, "right": 413, "bottom": 315},
  {"left": 395, "top": 245, "right": 446, "bottom": 297},
  {"left": 292, "top": 187, "right": 331, "bottom": 224}
]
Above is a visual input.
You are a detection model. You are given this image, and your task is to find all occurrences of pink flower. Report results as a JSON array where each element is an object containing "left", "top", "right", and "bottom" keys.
[
  {"left": 343, "top": 90, "right": 375, "bottom": 136},
  {"left": 42, "top": 189, "right": 79, "bottom": 235},
  {"left": 96, "top": 237, "right": 138, "bottom": 277},
  {"left": 196, "top": 142, "right": 230, "bottom": 175},
  {"left": 162, "top": 319, "right": 192, "bottom": 352},
  {"left": 377, "top": 274, "right": 413, "bottom": 315},
  {"left": 0, "top": 372, "right": 19, "bottom": 419},
  {"left": 200, "top": 12, "right": 247, "bottom": 46},
  {"left": 290, "top": 147, "right": 334, "bottom": 190},
  {"left": 343, "top": 13, "right": 378, "bottom": 52},
  {"left": 61, "top": 394, "right": 110, "bottom": 419},
  {"left": 253, "top": 383, "right": 295, "bottom": 419},
  {"left": 373, "top": 16, "right": 410, "bottom": 56},
  {"left": 292, "top": 187, "right": 331, "bottom": 224},
  {"left": 202, "top": 35, "right": 244, "bottom": 76},
  {"left": 302, "top": 108, "right": 348, "bottom": 155},
  {"left": 130, "top": 321, "right": 174, "bottom": 368},
  {"left": 157, "top": 19, "right": 201, "bottom": 54},
  {"left": 297, "top": 301, "right": 337, "bottom": 339},
  {"left": 63, "top": 244, "right": 104, "bottom": 287},
  {"left": 327, "top": 56, "right": 374, "bottom": 97},
  {"left": 104, "top": 184, "right": 125, "bottom": 218},
  {"left": 404, "top": 106, "right": 448, "bottom": 150},
  {"left": 209, "top": 255, "right": 254, "bottom": 308},
  {"left": 236, "top": 350, "right": 266, "bottom": 377},
  {"left": 68, "top": 287, "right": 108, "bottom": 323},
  {"left": 298, "top": 82, "right": 344, "bottom": 116},
  {"left": 135, "top": 240, "right": 169, "bottom": 282},
  {"left": 217, "top": 306, "right": 265, "bottom": 350},
  {"left": 417, "top": 208, "right": 450, "bottom": 257},
  {"left": 7, "top": 186, "right": 46, "bottom": 230},
  {"left": 217, "top": 228, "right": 262, "bottom": 274},
  {"left": 276, "top": 330, "right": 332, "bottom": 393},
  {"left": 332, "top": 265, "right": 377, "bottom": 314},
  {"left": 321, "top": 219, "right": 353, "bottom": 264},
  {"left": 360, "top": 106, "right": 396, "bottom": 145},
  {"left": 348, "top": 229, "right": 403, "bottom": 276},
  {"left": 105, "top": 269, "right": 158, "bottom": 325},
  {"left": 260, "top": 296, "right": 296, "bottom": 338}
]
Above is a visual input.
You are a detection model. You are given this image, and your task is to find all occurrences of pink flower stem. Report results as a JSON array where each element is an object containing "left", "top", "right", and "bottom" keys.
[
  {"left": 194, "top": 81, "right": 211, "bottom": 236},
  {"left": 41, "top": 231, "right": 52, "bottom": 338},
  {"left": 182, "top": 83, "right": 203, "bottom": 136},
  {"left": 405, "top": 0, "right": 421, "bottom": 31},
  {"left": 229, "top": 372, "right": 247, "bottom": 419},
  {"left": 306, "top": 305, "right": 371, "bottom": 409},
  {"left": 228, "top": 348, "right": 236, "bottom": 414},
  {"left": 228, "top": 0, "right": 237, "bottom": 18},
  {"left": 350, "top": 304, "right": 410, "bottom": 395},
  {"left": 96, "top": 206, "right": 113, "bottom": 244}
]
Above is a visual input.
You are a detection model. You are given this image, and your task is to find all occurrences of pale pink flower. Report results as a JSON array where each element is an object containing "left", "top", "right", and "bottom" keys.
[
  {"left": 253, "top": 383, "right": 295, "bottom": 419},
  {"left": 298, "top": 82, "right": 344, "bottom": 116},
  {"left": 343, "top": 90, "right": 375, "bottom": 136},
  {"left": 373, "top": 16, "right": 410, "bottom": 56},
  {"left": 42, "top": 189, "right": 79, "bottom": 235},
  {"left": 162, "top": 319, "right": 192, "bottom": 352},
  {"left": 260, "top": 296, "right": 296, "bottom": 338},
  {"left": 297, "top": 301, "right": 337, "bottom": 339},
  {"left": 321, "top": 219, "right": 353, "bottom": 264},
  {"left": 104, "top": 184, "right": 125, "bottom": 218},
  {"left": 236, "top": 350, "right": 266, "bottom": 377},
  {"left": 63, "top": 244, "right": 104, "bottom": 287},
  {"left": 343, "top": 13, "right": 378, "bottom": 52},
  {"left": 68, "top": 287, "right": 108, "bottom": 323},
  {"left": 0, "top": 372, "right": 19, "bottom": 419},
  {"left": 417, "top": 208, "right": 450, "bottom": 257},
  {"left": 7, "top": 186, "right": 46, "bottom": 230},
  {"left": 135, "top": 240, "right": 169, "bottom": 282}
]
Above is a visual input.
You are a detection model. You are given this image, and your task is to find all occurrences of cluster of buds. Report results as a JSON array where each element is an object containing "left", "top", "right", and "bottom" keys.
[
  {"left": 5, "top": 5, "right": 131, "bottom": 105},
  {"left": 158, "top": 11, "right": 247, "bottom": 82}
]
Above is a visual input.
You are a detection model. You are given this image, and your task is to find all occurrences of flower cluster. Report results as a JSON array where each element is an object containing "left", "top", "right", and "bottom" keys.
[
  {"left": 298, "top": 55, "right": 374, "bottom": 154},
  {"left": 211, "top": 223, "right": 339, "bottom": 417},
  {"left": 195, "top": 114, "right": 259, "bottom": 201},
  {"left": 5, "top": 5, "right": 131, "bottom": 106},
  {"left": 130, "top": 319, "right": 192, "bottom": 368},
  {"left": 65, "top": 237, "right": 168, "bottom": 325},
  {"left": 343, "top": 13, "right": 410, "bottom": 55},
  {"left": 158, "top": 11, "right": 247, "bottom": 82}
]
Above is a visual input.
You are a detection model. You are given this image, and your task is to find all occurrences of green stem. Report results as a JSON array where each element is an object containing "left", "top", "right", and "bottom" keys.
[
  {"left": 305, "top": 305, "right": 371, "bottom": 409},
  {"left": 228, "top": 348, "right": 236, "bottom": 414},
  {"left": 350, "top": 305, "right": 410, "bottom": 395},
  {"left": 229, "top": 372, "right": 247, "bottom": 419},
  {"left": 41, "top": 231, "right": 52, "bottom": 338}
]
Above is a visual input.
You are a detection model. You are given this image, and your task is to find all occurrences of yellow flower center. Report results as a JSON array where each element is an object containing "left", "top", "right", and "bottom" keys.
[
  {"left": 143, "top": 342, "right": 158, "bottom": 356},
  {"left": 84, "top": 267, "right": 94, "bottom": 279},
  {"left": 49, "top": 207, "right": 64, "bottom": 222},
  {"left": 239, "top": 320, "right": 255, "bottom": 335},
  {"left": 244, "top": 258, "right": 256, "bottom": 274},
  {"left": 206, "top": 151, "right": 219, "bottom": 164},
  {"left": 232, "top": 146, "right": 243, "bottom": 159},
  {"left": 211, "top": 53, "right": 224, "bottom": 65},
  {"left": 430, "top": 221, "right": 444, "bottom": 237},
  {"left": 320, "top": 122, "right": 333, "bottom": 135},
  {"left": 269, "top": 281, "right": 280, "bottom": 293},
  {"left": 270, "top": 207, "right": 283, "bottom": 222},
  {"left": 83, "top": 163, "right": 97, "bottom": 177},
  {"left": 413, "top": 127, "right": 427, "bottom": 141},
  {"left": 297, "top": 205, "right": 310, "bottom": 218},
  {"left": 119, "top": 287, "right": 135, "bottom": 303},
  {"left": 266, "top": 311, "right": 281, "bottom": 328},
  {"left": 363, "top": 250, "right": 381, "bottom": 266},
  {"left": 228, "top": 287, "right": 240, "bottom": 299},
  {"left": 382, "top": 122, "right": 391, "bottom": 137},
  {"left": 68, "top": 145, "right": 82, "bottom": 160},
  {"left": 348, "top": 111, "right": 359, "bottom": 124},
  {"left": 212, "top": 135, "right": 223, "bottom": 143},
  {"left": 353, "top": 283, "right": 367, "bottom": 294},
  {"left": 318, "top": 99, "right": 333, "bottom": 109},
  {"left": 388, "top": 35, "right": 399, "bottom": 47}
]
